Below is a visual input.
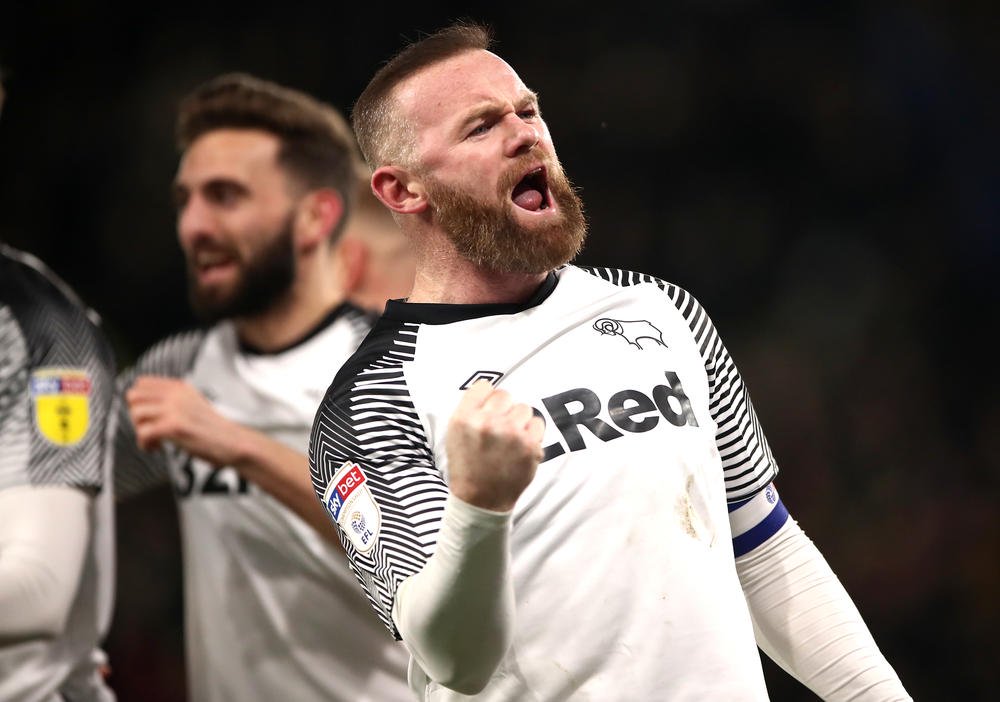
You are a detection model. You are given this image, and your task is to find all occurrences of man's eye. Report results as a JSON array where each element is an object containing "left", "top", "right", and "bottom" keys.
[
  {"left": 468, "top": 123, "right": 490, "bottom": 137},
  {"left": 206, "top": 183, "right": 242, "bottom": 205}
]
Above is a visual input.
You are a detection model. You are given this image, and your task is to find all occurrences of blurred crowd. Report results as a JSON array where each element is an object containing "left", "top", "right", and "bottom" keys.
[{"left": 1, "top": 2, "right": 996, "bottom": 699}]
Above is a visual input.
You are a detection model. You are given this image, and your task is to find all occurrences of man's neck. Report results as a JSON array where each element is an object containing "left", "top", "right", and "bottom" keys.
[
  {"left": 407, "top": 266, "right": 548, "bottom": 305},
  {"left": 406, "top": 238, "right": 549, "bottom": 304},
  {"left": 233, "top": 281, "right": 345, "bottom": 354}
]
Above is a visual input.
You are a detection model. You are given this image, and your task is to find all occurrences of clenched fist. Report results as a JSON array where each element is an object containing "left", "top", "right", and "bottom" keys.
[{"left": 445, "top": 380, "right": 545, "bottom": 512}]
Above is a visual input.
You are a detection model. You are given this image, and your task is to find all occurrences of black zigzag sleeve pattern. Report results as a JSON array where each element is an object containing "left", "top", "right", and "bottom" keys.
[
  {"left": 309, "top": 319, "right": 446, "bottom": 639},
  {"left": 113, "top": 330, "right": 205, "bottom": 498},
  {"left": 581, "top": 267, "right": 779, "bottom": 501}
]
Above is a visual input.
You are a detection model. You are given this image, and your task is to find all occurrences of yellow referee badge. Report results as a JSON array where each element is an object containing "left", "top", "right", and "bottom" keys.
[{"left": 30, "top": 368, "right": 92, "bottom": 446}]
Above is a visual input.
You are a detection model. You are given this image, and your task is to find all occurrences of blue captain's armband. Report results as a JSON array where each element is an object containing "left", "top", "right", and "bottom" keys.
[{"left": 729, "top": 483, "right": 789, "bottom": 557}]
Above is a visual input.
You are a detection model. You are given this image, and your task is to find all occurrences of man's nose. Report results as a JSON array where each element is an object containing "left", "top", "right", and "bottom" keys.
[
  {"left": 177, "top": 195, "right": 215, "bottom": 248},
  {"left": 504, "top": 117, "right": 540, "bottom": 158}
]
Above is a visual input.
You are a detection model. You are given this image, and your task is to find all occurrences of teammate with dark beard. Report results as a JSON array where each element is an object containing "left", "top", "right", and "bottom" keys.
[{"left": 113, "top": 73, "right": 412, "bottom": 702}]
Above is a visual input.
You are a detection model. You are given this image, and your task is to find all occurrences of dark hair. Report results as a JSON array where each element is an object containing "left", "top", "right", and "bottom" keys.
[
  {"left": 177, "top": 72, "right": 363, "bottom": 222},
  {"left": 351, "top": 21, "right": 493, "bottom": 168}
]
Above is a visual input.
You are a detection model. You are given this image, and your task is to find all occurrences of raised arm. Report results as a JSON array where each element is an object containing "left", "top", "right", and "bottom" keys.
[{"left": 391, "top": 380, "right": 543, "bottom": 694}]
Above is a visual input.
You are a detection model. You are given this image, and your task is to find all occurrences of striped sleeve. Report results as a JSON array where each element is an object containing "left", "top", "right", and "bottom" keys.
[
  {"left": 113, "top": 330, "right": 205, "bottom": 498},
  {"left": 0, "top": 249, "right": 117, "bottom": 493},
  {"left": 309, "top": 318, "right": 447, "bottom": 639},
  {"left": 581, "top": 267, "right": 779, "bottom": 501}
]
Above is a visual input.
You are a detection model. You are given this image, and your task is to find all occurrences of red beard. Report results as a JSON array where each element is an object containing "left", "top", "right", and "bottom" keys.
[{"left": 424, "top": 153, "right": 587, "bottom": 274}]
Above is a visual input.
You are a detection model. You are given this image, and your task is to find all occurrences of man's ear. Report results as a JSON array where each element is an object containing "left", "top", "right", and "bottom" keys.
[
  {"left": 298, "top": 188, "right": 344, "bottom": 250},
  {"left": 371, "top": 166, "right": 427, "bottom": 214}
]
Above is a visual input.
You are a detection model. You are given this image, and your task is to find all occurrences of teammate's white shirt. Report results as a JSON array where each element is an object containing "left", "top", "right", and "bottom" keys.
[
  {"left": 1, "top": 244, "right": 117, "bottom": 702},
  {"left": 311, "top": 266, "right": 782, "bottom": 701},
  {"left": 115, "top": 303, "right": 411, "bottom": 702}
]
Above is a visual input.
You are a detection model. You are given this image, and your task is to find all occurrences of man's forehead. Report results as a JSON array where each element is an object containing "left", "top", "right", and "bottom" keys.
[
  {"left": 395, "top": 50, "right": 531, "bottom": 121},
  {"left": 177, "top": 128, "right": 281, "bottom": 180}
]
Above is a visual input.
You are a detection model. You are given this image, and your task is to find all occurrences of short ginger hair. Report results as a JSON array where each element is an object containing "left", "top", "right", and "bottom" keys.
[{"left": 351, "top": 21, "right": 493, "bottom": 170}]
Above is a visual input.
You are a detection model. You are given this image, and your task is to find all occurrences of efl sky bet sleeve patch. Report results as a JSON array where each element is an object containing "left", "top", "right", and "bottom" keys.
[
  {"left": 323, "top": 461, "right": 381, "bottom": 553},
  {"left": 30, "top": 367, "right": 92, "bottom": 446}
]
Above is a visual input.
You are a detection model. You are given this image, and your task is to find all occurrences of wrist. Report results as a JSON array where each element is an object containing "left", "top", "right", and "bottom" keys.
[
  {"left": 225, "top": 421, "right": 261, "bottom": 470},
  {"left": 448, "top": 482, "right": 518, "bottom": 513},
  {"left": 446, "top": 492, "right": 514, "bottom": 520}
]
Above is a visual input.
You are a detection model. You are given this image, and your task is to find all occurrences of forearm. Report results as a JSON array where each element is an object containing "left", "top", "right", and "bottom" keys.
[
  {"left": 736, "top": 517, "right": 911, "bottom": 701},
  {"left": 0, "top": 486, "right": 90, "bottom": 642},
  {"left": 125, "top": 374, "right": 340, "bottom": 542},
  {"left": 230, "top": 426, "right": 341, "bottom": 544},
  {"left": 393, "top": 494, "right": 514, "bottom": 695}
]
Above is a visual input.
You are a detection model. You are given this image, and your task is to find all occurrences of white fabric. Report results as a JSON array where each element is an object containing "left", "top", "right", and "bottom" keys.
[
  {"left": 399, "top": 269, "right": 768, "bottom": 701},
  {"left": 120, "top": 317, "right": 411, "bottom": 702},
  {"left": 394, "top": 494, "right": 514, "bottom": 695},
  {"left": 0, "top": 485, "right": 90, "bottom": 640},
  {"left": 729, "top": 483, "right": 782, "bottom": 540},
  {"left": 312, "top": 267, "right": 777, "bottom": 700},
  {"left": 737, "top": 517, "right": 912, "bottom": 701},
  {"left": 0, "top": 485, "right": 116, "bottom": 702},
  {"left": 0, "top": 245, "right": 117, "bottom": 702}
]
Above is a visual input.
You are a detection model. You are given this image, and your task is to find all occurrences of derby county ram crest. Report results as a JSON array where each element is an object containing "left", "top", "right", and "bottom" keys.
[{"left": 592, "top": 318, "right": 667, "bottom": 350}]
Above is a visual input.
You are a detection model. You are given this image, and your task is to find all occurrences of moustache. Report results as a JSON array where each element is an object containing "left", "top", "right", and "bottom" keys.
[{"left": 497, "top": 148, "right": 559, "bottom": 196}]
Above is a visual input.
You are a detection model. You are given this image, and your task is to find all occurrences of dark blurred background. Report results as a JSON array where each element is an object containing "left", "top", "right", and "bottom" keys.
[{"left": 2, "top": 1, "right": 997, "bottom": 699}]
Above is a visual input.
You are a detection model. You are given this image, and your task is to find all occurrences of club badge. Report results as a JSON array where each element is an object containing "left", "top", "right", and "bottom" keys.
[
  {"left": 593, "top": 318, "right": 667, "bottom": 350},
  {"left": 30, "top": 368, "right": 92, "bottom": 446}
]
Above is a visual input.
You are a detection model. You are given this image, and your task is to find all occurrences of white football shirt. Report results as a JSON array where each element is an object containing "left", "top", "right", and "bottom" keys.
[
  {"left": 1, "top": 244, "right": 117, "bottom": 702},
  {"left": 311, "top": 266, "right": 780, "bottom": 701},
  {"left": 115, "top": 303, "right": 411, "bottom": 702}
]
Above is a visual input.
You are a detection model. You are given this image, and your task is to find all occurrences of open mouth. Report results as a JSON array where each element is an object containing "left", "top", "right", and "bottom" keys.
[
  {"left": 189, "top": 247, "right": 238, "bottom": 283},
  {"left": 196, "top": 250, "right": 228, "bottom": 266},
  {"left": 511, "top": 167, "right": 551, "bottom": 212},
  {"left": 194, "top": 249, "right": 235, "bottom": 270}
]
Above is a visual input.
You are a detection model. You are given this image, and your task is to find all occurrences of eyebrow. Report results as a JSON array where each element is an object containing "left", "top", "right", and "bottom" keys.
[
  {"left": 170, "top": 176, "right": 250, "bottom": 206},
  {"left": 456, "top": 90, "right": 539, "bottom": 133}
]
